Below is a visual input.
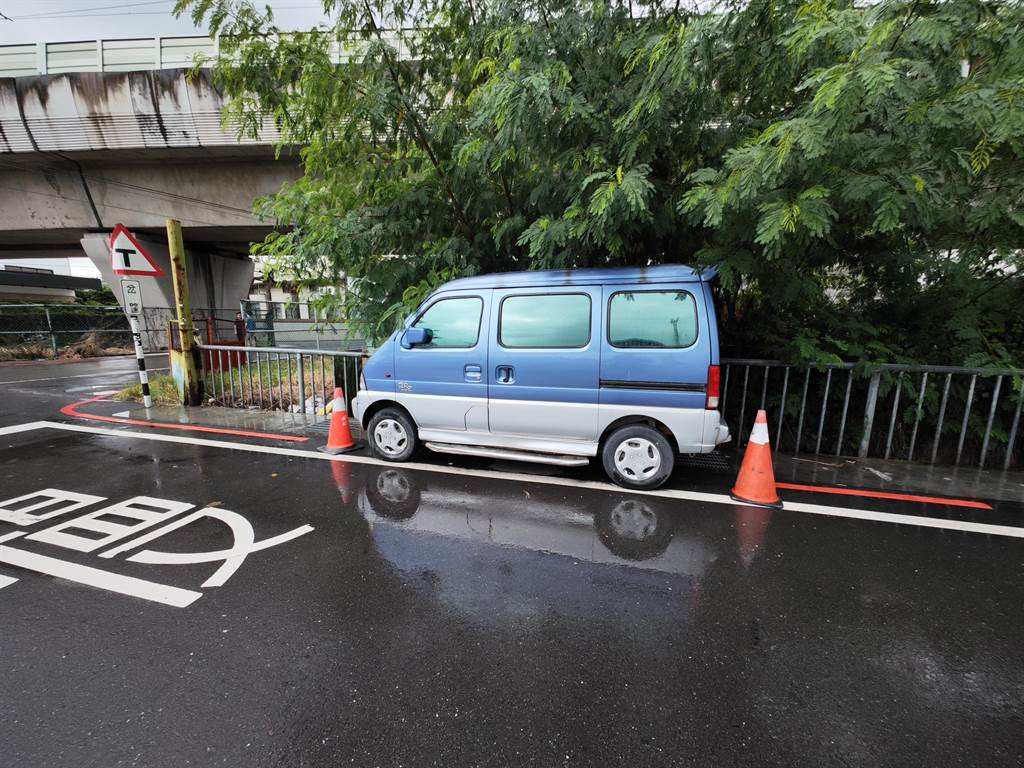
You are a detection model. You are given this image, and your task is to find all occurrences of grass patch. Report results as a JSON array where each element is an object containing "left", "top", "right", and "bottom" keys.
[
  {"left": 113, "top": 375, "right": 182, "bottom": 406},
  {"left": 207, "top": 358, "right": 331, "bottom": 411}
]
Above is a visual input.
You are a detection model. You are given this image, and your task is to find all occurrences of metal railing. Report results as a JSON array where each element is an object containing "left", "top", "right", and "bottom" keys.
[
  {"left": 199, "top": 343, "right": 365, "bottom": 413},
  {"left": 720, "top": 359, "right": 1023, "bottom": 470},
  {"left": 190, "top": 343, "right": 1023, "bottom": 470},
  {"left": 0, "top": 32, "right": 421, "bottom": 78}
]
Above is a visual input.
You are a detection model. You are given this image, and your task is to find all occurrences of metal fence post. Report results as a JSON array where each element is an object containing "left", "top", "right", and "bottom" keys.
[
  {"left": 979, "top": 376, "right": 1002, "bottom": 469},
  {"left": 794, "top": 368, "right": 811, "bottom": 454},
  {"left": 907, "top": 372, "right": 928, "bottom": 462},
  {"left": 297, "top": 353, "right": 306, "bottom": 411},
  {"left": 1005, "top": 388, "right": 1023, "bottom": 471},
  {"left": 858, "top": 372, "right": 881, "bottom": 458},
  {"left": 776, "top": 366, "right": 789, "bottom": 448},
  {"left": 815, "top": 368, "right": 832, "bottom": 454},
  {"left": 43, "top": 307, "right": 57, "bottom": 356},
  {"left": 884, "top": 372, "right": 903, "bottom": 460},
  {"left": 955, "top": 375, "right": 977, "bottom": 466}
]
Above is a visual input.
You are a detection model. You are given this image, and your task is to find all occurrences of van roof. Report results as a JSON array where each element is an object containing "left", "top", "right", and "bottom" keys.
[{"left": 437, "top": 264, "right": 715, "bottom": 292}]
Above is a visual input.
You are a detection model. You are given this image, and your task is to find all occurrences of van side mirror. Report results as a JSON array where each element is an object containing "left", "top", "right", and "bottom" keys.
[{"left": 401, "top": 327, "right": 433, "bottom": 349}]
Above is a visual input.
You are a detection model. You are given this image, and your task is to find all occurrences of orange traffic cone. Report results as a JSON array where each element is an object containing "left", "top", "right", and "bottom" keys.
[
  {"left": 319, "top": 387, "right": 359, "bottom": 455},
  {"left": 730, "top": 409, "right": 783, "bottom": 509}
]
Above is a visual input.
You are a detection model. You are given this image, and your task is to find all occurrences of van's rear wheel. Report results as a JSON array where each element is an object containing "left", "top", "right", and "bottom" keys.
[
  {"left": 368, "top": 407, "right": 418, "bottom": 462},
  {"left": 602, "top": 425, "right": 674, "bottom": 490}
]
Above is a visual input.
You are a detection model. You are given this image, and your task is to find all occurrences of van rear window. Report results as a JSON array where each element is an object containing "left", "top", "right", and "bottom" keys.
[
  {"left": 499, "top": 293, "right": 591, "bottom": 348},
  {"left": 608, "top": 291, "right": 698, "bottom": 348}
]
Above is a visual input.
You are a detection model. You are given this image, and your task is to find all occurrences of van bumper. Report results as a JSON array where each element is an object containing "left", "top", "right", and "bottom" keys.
[
  {"left": 352, "top": 391, "right": 369, "bottom": 425},
  {"left": 698, "top": 410, "right": 730, "bottom": 452}
]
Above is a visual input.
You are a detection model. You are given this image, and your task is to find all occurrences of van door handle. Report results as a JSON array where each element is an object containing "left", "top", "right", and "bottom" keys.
[
  {"left": 495, "top": 365, "right": 515, "bottom": 384},
  {"left": 464, "top": 364, "right": 482, "bottom": 382}
]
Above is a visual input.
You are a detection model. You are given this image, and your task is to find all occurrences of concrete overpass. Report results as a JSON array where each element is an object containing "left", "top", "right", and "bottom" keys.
[{"left": 0, "top": 35, "right": 305, "bottom": 312}]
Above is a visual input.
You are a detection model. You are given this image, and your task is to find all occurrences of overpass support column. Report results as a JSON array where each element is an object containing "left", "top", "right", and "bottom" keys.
[{"left": 167, "top": 219, "right": 203, "bottom": 406}]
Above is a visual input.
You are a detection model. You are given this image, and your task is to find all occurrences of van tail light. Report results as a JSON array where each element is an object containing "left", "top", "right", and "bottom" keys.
[{"left": 706, "top": 365, "right": 720, "bottom": 410}]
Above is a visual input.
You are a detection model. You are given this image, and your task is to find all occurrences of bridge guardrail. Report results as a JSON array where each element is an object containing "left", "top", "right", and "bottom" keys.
[{"left": 0, "top": 32, "right": 421, "bottom": 78}]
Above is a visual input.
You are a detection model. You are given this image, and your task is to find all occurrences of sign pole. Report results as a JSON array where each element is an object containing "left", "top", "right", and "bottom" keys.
[
  {"left": 128, "top": 314, "right": 152, "bottom": 408},
  {"left": 166, "top": 219, "right": 202, "bottom": 406},
  {"left": 120, "top": 278, "right": 149, "bottom": 408}
]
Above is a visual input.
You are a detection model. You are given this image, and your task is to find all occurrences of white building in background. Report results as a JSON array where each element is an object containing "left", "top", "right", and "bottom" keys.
[{"left": 247, "top": 261, "right": 346, "bottom": 319}]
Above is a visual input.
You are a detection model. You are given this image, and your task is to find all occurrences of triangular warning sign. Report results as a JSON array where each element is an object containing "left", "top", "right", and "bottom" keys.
[{"left": 110, "top": 224, "right": 165, "bottom": 277}]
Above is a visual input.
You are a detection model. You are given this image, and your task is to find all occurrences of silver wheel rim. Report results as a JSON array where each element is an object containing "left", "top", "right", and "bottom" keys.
[
  {"left": 613, "top": 437, "right": 661, "bottom": 481},
  {"left": 608, "top": 499, "right": 657, "bottom": 540},
  {"left": 376, "top": 470, "right": 411, "bottom": 503},
  {"left": 374, "top": 418, "right": 408, "bottom": 456}
]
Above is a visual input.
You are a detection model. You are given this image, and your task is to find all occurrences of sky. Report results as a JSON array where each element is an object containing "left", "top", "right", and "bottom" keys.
[{"left": 0, "top": 1, "right": 331, "bottom": 45}]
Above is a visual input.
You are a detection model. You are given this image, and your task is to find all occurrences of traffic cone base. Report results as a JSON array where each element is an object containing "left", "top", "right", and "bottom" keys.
[
  {"left": 319, "top": 442, "right": 360, "bottom": 454},
  {"left": 730, "top": 409, "right": 783, "bottom": 509},
  {"left": 730, "top": 490, "right": 783, "bottom": 510},
  {"left": 319, "top": 387, "right": 359, "bottom": 454}
]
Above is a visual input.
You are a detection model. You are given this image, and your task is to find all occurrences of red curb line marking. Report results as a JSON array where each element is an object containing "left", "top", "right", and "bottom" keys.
[
  {"left": 61, "top": 394, "right": 310, "bottom": 443},
  {"left": 776, "top": 482, "right": 992, "bottom": 510}
]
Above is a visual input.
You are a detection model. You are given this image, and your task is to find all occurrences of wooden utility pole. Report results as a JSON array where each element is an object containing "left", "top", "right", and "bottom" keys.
[{"left": 167, "top": 218, "right": 202, "bottom": 406}]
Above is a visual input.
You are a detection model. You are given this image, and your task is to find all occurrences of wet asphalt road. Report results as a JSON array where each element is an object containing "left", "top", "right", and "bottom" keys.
[
  {"left": 0, "top": 355, "right": 169, "bottom": 428},
  {"left": 1, "top": 359, "right": 1023, "bottom": 767}
]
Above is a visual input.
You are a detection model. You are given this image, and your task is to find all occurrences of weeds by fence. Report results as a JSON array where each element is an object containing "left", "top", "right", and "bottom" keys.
[{"left": 0, "top": 304, "right": 132, "bottom": 359}]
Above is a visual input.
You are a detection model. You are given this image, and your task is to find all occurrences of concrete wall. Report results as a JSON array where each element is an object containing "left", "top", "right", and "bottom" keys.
[{"left": 0, "top": 69, "right": 279, "bottom": 154}]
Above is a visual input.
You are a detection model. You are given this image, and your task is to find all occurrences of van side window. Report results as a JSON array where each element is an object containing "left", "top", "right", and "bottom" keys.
[
  {"left": 499, "top": 294, "right": 591, "bottom": 348},
  {"left": 413, "top": 296, "right": 483, "bottom": 348},
  {"left": 608, "top": 291, "right": 698, "bottom": 348}
]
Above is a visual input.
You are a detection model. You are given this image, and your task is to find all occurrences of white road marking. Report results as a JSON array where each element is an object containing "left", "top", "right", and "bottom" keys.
[
  {"left": 0, "top": 488, "right": 106, "bottom": 526},
  {"left": 0, "top": 575, "right": 18, "bottom": 589},
  {"left": 0, "top": 544, "right": 202, "bottom": 607},
  {"left": 2, "top": 420, "right": 1019, "bottom": 540},
  {"left": 0, "top": 421, "right": 50, "bottom": 436}
]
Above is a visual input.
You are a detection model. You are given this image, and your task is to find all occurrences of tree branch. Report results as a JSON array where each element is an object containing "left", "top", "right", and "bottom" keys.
[{"left": 360, "top": 0, "right": 476, "bottom": 241}]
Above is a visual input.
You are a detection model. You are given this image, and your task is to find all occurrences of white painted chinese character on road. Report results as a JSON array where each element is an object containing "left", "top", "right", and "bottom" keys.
[{"left": 0, "top": 488, "right": 314, "bottom": 608}]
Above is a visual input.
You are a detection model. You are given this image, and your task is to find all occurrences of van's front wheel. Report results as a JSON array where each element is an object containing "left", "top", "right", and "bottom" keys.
[
  {"left": 602, "top": 425, "right": 674, "bottom": 490},
  {"left": 368, "top": 407, "right": 418, "bottom": 462}
]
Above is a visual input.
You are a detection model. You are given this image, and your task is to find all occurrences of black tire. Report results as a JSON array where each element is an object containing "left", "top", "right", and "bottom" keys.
[
  {"left": 367, "top": 407, "right": 419, "bottom": 462},
  {"left": 601, "top": 424, "right": 675, "bottom": 490}
]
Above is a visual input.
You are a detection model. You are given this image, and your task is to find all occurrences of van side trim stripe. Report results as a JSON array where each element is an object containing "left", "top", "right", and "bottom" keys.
[{"left": 600, "top": 380, "right": 706, "bottom": 393}]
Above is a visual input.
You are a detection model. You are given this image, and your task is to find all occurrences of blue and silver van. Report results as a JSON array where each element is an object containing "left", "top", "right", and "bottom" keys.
[{"left": 352, "top": 266, "right": 730, "bottom": 489}]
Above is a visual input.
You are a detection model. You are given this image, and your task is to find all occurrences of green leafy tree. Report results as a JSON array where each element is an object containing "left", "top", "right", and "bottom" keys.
[{"left": 178, "top": 0, "right": 1024, "bottom": 363}]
